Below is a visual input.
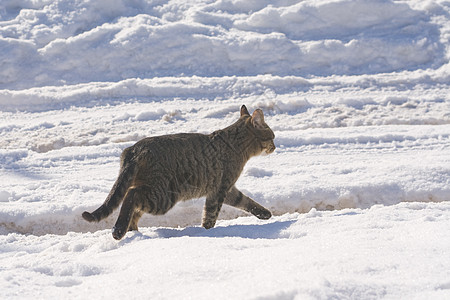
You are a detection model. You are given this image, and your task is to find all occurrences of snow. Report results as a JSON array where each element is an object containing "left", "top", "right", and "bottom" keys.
[
  {"left": 1, "top": 0, "right": 449, "bottom": 299},
  {"left": 0, "top": 0, "right": 446, "bottom": 89},
  {"left": 2, "top": 204, "right": 450, "bottom": 299}
]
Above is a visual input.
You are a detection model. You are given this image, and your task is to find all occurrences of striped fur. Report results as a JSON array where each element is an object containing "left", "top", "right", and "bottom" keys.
[{"left": 82, "top": 105, "right": 275, "bottom": 240}]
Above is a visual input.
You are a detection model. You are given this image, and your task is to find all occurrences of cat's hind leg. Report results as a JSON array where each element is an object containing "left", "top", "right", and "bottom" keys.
[
  {"left": 112, "top": 185, "right": 153, "bottom": 240},
  {"left": 224, "top": 186, "right": 272, "bottom": 220},
  {"left": 128, "top": 210, "right": 144, "bottom": 232}
]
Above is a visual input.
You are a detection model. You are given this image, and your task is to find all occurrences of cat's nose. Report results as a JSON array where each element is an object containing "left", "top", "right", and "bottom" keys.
[{"left": 266, "top": 144, "right": 275, "bottom": 154}]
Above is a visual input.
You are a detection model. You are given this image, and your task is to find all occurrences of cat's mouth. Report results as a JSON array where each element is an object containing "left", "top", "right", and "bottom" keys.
[
  {"left": 261, "top": 144, "right": 275, "bottom": 156},
  {"left": 266, "top": 148, "right": 275, "bottom": 155}
]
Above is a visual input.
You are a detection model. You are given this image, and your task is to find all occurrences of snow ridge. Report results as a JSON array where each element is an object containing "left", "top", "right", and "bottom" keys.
[{"left": 0, "top": 0, "right": 446, "bottom": 89}]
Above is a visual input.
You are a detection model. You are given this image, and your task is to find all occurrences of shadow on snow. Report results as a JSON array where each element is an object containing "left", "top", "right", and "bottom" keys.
[{"left": 119, "top": 219, "right": 297, "bottom": 244}]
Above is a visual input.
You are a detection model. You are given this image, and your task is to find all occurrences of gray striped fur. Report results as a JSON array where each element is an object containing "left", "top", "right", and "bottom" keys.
[{"left": 82, "top": 105, "right": 275, "bottom": 240}]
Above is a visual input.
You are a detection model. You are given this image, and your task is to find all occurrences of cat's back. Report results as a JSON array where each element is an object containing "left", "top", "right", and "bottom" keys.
[
  {"left": 128, "top": 132, "right": 217, "bottom": 173},
  {"left": 134, "top": 132, "right": 210, "bottom": 155}
]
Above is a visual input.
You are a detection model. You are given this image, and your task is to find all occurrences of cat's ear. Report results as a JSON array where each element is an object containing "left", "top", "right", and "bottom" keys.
[
  {"left": 251, "top": 109, "right": 265, "bottom": 129},
  {"left": 240, "top": 105, "right": 250, "bottom": 117}
]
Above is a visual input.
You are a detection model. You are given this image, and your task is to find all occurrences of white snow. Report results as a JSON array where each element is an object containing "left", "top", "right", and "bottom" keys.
[{"left": 1, "top": 0, "right": 449, "bottom": 299}]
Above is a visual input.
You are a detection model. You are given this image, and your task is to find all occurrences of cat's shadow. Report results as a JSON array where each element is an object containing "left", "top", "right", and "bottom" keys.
[
  {"left": 121, "top": 219, "right": 297, "bottom": 243},
  {"left": 158, "top": 219, "right": 296, "bottom": 239}
]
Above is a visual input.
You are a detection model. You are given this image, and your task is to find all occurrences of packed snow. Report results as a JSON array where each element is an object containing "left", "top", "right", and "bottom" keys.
[{"left": 1, "top": 0, "right": 449, "bottom": 299}]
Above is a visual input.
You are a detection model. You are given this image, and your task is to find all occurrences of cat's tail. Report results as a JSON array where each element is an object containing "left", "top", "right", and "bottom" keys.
[{"left": 82, "top": 162, "right": 136, "bottom": 223}]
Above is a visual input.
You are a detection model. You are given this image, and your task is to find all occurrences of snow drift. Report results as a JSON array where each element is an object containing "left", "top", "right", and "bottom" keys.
[{"left": 0, "top": 0, "right": 445, "bottom": 89}]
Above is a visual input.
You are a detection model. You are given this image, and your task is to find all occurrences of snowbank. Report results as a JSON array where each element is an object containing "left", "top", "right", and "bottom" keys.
[
  {"left": 1, "top": 118, "right": 448, "bottom": 235},
  {"left": 0, "top": 0, "right": 446, "bottom": 89}
]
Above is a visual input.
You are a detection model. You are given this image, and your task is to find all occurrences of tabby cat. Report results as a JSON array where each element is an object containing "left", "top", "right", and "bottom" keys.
[{"left": 82, "top": 105, "right": 275, "bottom": 240}]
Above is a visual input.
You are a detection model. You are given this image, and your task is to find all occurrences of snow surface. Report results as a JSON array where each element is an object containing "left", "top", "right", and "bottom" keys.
[{"left": 1, "top": 0, "right": 450, "bottom": 299}]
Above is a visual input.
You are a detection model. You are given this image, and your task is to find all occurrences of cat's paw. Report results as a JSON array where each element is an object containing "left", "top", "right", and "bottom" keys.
[
  {"left": 202, "top": 219, "right": 216, "bottom": 229},
  {"left": 251, "top": 208, "right": 272, "bottom": 220},
  {"left": 82, "top": 211, "right": 96, "bottom": 222},
  {"left": 112, "top": 226, "right": 126, "bottom": 240}
]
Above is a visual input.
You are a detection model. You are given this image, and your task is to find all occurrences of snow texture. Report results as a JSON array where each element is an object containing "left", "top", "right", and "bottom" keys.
[{"left": 1, "top": 0, "right": 450, "bottom": 299}]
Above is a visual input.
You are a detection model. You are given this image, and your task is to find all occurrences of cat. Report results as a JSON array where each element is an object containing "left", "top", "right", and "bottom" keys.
[{"left": 82, "top": 105, "right": 275, "bottom": 240}]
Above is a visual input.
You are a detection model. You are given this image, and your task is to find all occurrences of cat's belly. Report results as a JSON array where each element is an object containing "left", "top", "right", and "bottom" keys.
[{"left": 174, "top": 182, "right": 209, "bottom": 202}]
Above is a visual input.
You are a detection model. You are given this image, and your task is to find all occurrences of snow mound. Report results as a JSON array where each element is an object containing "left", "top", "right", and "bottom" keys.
[{"left": 0, "top": 0, "right": 445, "bottom": 89}]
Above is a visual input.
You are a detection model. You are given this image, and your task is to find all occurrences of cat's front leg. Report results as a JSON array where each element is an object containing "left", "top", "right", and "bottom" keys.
[
  {"left": 202, "top": 191, "right": 226, "bottom": 229},
  {"left": 224, "top": 186, "right": 272, "bottom": 220},
  {"left": 202, "top": 216, "right": 216, "bottom": 230}
]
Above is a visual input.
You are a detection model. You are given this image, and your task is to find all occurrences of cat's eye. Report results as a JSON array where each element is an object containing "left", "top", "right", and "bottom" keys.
[{"left": 260, "top": 138, "right": 273, "bottom": 142}]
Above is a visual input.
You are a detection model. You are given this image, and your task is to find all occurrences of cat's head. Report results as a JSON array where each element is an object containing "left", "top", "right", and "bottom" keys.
[{"left": 240, "top": 105, "right": 276, "bottom": 155}]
